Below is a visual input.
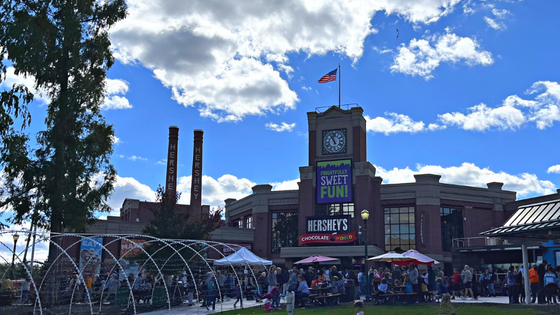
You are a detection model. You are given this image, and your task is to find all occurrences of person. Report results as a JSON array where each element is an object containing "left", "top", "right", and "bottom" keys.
[
  {"left": 392, "top": 266, "right": 402, "bottom": 285},
  {"left": 538, "top": 260, "right": 547, "bottom": 304},
  {"left": 436, "top": 268, "right": 444, "bottom": 282},
  {"left": 461, "top": 265, "right": 473, "bottom": 299},
  {"left": 407, "top": 262, "right": 420, "bottom": 302},
  {"left": 529, "top": 264, "right": 539, "bottom": 303},
  {"left": 479, "top": 269, "right": 488, "bottom": 297},
  {"left": 276, "top": 267, "right": 284, "bottom": 294},
  {"left": 451, "top": 268, "right": 462, "bottom": 300},
  {"left": 427, "top": 265, "right": 436, "bottom": 296},
  {"left": 507, "top": 265, "right": 518, "bottom": 304},
  {"left": 304, "top": 267, "right": 314, "bottom": 287},
  {"left": 233, "top": 279, "right": 243, "bottom": 309},
  {"left": 470, "top": 267, "right": 478, "bottom": 300},
  {"left": 378, "top": 278, "right": 388, "bottom": 294},
  {"left": 287, "top": 269, "right": 298, "bottom": 292},
  {"left": 21, "top": 277, "right": 31, "bottom": 304},
  {"left": 354, "top": 300, "right": 364, "bottom": 315},
  {"left": 516, "top": 267, "right": 524, "bottom": 303},
  {"left": 206, "top": 278, "right": 217, "bottom": 310},
  {"left": 311, "top": 275, "right": 323, "bottom": 287},
  {"left": 544, "top": 266, "right": 558, "bottom": 305},
  {"left": 267, "top": 266, "right": 277, "bottom": 293},
  {"left": 259, "top": 283, "right": 281, "bottom": 310},
  {"left": 295, "top": 275, "right": 310, "bottom": 309},
  {"left": 487, "top": 267, "right": 496, "bottom": 297}
]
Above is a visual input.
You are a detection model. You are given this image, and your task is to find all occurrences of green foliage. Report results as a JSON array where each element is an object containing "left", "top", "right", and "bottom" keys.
[
  {"left": 143, "top": 185, "right": 223, "bottom": 240},
  {"left": 0, "top": 0, "right": 127, "bottom": 232},
  {"left": 136, "top": 185, "right": 223, "bottom": 268}
]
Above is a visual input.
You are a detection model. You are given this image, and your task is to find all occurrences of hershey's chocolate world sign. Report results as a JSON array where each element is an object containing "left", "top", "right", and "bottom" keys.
[
  {"left": 306, "top": 215, "right": 351, "bottom": 233},
  {"left": 299, "top": 215, "right": 355, "bottom": 246}
]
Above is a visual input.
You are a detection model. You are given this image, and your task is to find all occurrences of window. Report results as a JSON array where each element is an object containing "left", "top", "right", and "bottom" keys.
[
  {"left": 318, "top": 203, "right": 354, "bottom": 217},
  {"left": 245, "top": 216, "right": 253, "bottom": 229},
  {"left": 232, "top": 220, "right": 240, "bottom": 228},
  {"left": 384, "top": 207, "right": 416, "bottom": 251},
  {"left": 441, "top": 207, "right": 464, "bottom": 251},
  {"left": 271, "top": 212, "right": 298, "bottom": 254}
]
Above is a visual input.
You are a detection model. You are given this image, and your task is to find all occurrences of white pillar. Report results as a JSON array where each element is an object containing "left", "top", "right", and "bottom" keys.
[{"left": 522, "top": 244, "right": 530, "bottom": 304}]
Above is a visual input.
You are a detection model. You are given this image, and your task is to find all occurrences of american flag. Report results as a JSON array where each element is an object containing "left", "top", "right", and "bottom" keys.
[{"left": 318, "top": 69, "right": 337, "bottom": 83}]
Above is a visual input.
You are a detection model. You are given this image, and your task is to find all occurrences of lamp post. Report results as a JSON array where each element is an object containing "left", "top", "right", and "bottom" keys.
[
  {"left": 11, "top": 233, "right": 19, "bottom": 279},
  {"left": 361, "top": 210, "right": 371, "bottom": 301}
]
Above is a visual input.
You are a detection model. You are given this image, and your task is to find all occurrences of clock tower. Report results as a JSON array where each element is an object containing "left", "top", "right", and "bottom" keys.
[{"left": 298, "top": 105, "right": 383, "bottom": 248}]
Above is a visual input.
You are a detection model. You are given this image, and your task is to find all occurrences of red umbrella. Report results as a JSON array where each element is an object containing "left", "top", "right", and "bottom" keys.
[{"left": 294, "top": 255, "right": 338, "bottom": 264}]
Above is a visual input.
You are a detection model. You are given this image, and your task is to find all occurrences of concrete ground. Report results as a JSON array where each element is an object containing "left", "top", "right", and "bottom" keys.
[{"left": 142, "top": 295, "right": 549, "bottom": 315}]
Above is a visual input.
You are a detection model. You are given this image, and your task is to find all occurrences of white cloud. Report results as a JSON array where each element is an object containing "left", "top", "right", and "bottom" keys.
[
  {"left": 156, "top": 159, "right": 167, "bottom": 165},
  {"left": 439, "top": 81, "right": 560, "bottom": 131},
  {"left": 128, "top": 155, "right": 148, "bottom": 162},
  {"left": 0, "top": 67, "right": 49, "bottom": 104},
  {"left": 391, "top": 32, "right": 493, "bottom": 79},
  {"left": 492, "top": 8, "right": 510, "bottom": 19},
  {"left": 548, "top": 165, "right": 560, "bottom": 174},
  {"left": 365, "top": 113, "right": 428, "bottom": 135},
  {"left": 302, "top": 85, "right": 312, "bottom": 91},
  {"left": 271, "top": 179, "right": 300, "bottom": 191},
  {"left": 484, "top": 16, "right": 506, "bottom": 30},
  {"left": 101, "top": 79, "right": 132, "bottom": 110},
  {"left": 376, "top": 162, "right": 557, "bottom": 198},
  {"left": 177, "top": 174, "right": 255, "bottom": 208},
  {"left": 0, "top": 69, "right": 132, "bottom": 110},
  {"left": 111, "top": 135, "right": 122, "bottom": 145},
  {"left": 439, "top": 103, "right": 526, "bottom": 131},
  {"left": 265, "top": 122, "right": 296, "bottom": 132},
  {"left": 106, "top": 175, "right": 156, "bottom": 212},
  {"left": 463, "top": 0, "right": 475, "bottom": 15},
  {"left": 110, "top": 0, "right": 465, "bottom": 121}
]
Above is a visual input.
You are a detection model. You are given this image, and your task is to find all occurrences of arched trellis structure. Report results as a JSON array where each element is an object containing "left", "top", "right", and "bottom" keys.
[{"left": 0, "top": 231, "right": 271, "bottom": 315}]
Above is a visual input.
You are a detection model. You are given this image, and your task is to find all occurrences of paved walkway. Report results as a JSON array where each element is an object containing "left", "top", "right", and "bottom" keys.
[
  {"left": 143, "top": 298, "right": 265, "bottom": 315},
  {"left": 142, "top": 295, "right": 547, "bottom": 314}
]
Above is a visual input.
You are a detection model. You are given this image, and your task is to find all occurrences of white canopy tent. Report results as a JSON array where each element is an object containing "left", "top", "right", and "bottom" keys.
[{"left": 213, "top": 247, "right": 273, "bottom": 266}]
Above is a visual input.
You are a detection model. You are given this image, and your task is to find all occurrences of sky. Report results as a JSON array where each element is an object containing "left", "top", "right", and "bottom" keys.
[{"left": 2, "top": 0, "right": 560, "bottom": 239}]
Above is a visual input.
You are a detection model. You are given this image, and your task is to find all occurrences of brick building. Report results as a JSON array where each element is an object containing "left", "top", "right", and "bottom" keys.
[{"left": 214, "top": 105, "right": 518, "bottom": 271}]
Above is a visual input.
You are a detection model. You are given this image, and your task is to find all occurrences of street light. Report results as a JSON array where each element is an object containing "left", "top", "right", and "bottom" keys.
[
  {"left": 11, "top": 233, "right": 19, "bottom": 279},
  {"left": 361, "top": 210, "right": 371, "bottom": 302}
]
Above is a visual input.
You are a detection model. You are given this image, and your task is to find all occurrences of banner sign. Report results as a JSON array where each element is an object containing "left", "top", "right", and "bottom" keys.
[
  {"left": 316, "top": 159, "right": 352, "bottom": 204},
  {"left": 223, "top": 244, "right": 252, "bottom": 254},
  {"left": 306, "top": 215, "right": 351, "bottom": 233},
  {"left": 79, "top": 237, "right": 103, "bottom": 275},
  {"left": 299, "top": 232, "right": 357, "bottom": 245},
  {"left": 120, "top": 239, "right": 147, "bottom": 258}
]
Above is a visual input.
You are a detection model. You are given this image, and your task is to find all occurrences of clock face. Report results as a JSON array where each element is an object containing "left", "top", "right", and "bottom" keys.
[{"left": 322, "top": 129, "right": 347, "bottom": 154}]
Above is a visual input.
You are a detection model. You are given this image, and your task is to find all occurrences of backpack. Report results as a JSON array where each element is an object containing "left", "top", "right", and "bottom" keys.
[{"left": 208, "top": 280, "right": 215, "bottom": 292}]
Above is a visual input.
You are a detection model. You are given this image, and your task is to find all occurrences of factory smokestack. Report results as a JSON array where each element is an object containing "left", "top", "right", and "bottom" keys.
[
  {"left": 190, "top": 130, "right": 204, "bottom": 214},
  {"left": 165, "top": 126, "right": 179, "bottom": 198}
]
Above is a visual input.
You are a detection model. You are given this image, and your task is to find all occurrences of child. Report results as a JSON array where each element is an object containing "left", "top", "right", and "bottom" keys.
[
  {"left": 233, "top": 281, "right": 243, "bottom": 309},
  {"left": 377, "top": 279, "right": 388, "bottom": 294},
  {"left": 354, "top": 300, "right": 364, "bottom": 315},
  {"left": 259, "top": 283, "right": 281, "bottom": 310}
]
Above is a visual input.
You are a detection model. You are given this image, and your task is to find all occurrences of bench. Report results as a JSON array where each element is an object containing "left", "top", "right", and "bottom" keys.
[{"left": 309, "top": 293, "right": 343, "bottom": 307}]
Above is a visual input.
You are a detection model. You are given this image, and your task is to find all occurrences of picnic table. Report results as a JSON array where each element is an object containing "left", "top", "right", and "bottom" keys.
[
  {"left": 372, "top": 292, "right": 417, "bottom": 305},
  {"left": 308, "top": 286, "right": 343, "bottom": 307}
]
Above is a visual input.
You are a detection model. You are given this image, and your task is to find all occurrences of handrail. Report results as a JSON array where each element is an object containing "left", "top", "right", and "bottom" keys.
[{"left": 315, "top": 103, "right": 359, "bottom": 112}]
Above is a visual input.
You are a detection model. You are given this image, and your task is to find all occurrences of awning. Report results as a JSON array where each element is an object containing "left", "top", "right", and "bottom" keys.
[{"left": 481, "top": 199, "right": 560, "bottom": 239}]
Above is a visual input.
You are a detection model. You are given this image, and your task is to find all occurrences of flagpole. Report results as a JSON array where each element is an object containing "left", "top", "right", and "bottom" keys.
[{"left": 338, "top": 63, "right": 341, "bottom": 108}]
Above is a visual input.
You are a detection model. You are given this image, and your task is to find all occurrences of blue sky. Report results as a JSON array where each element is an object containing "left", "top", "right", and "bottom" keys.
[{"left": 3, "top": 0, "right": 560, "bottom": 222}]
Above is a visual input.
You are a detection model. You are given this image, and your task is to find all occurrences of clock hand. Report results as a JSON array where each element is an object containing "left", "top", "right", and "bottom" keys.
[{"left": 330, "top": 138, "right": 336, "bottom": 147}]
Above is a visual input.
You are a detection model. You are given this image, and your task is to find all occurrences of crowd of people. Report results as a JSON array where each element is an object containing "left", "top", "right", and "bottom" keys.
[{"left": 7, "top": 260, "right": 560, "bottom": 310}]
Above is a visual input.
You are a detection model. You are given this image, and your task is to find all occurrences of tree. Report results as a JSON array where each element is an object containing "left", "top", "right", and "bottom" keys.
[
  {"left": 143, "top": 186, "right": 223, "bottom": 241},
  {"left": 0, "top": 0, "right": 127, "bottom": 233}
]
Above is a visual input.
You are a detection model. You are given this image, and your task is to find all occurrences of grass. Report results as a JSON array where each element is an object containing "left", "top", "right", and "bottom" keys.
[{"left": 219, "top": 303, "right": 558, "bottom": 315}]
